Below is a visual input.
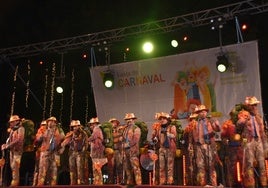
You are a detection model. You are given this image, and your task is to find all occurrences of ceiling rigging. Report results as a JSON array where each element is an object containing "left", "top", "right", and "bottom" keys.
[{"left": 0, "top": 0, "right": 267, "bottom": 59}]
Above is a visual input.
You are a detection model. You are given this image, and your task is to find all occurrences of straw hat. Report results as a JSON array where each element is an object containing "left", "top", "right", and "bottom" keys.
[
  {"left": 194, "top": 105, "right": 209, "bottom": 113},
  {"left": 109, "top": 118, "right": 120, "bottom": 125},
  {"left": 156, "top": 112, "right": 170, "bottom": 120},
  {"left": 70, "top": 120, "right": 81, "bottom": 127},
  {"left": 40, "top": 120, "right": 47, "bottom": 125},
  {"left": 124, "top": 113, "right": 137, "bottom": 120},
  {"left": 89, "top": 117, "right": 99, "bottom": 124},
  {"left": 8, "top": 115, "right": 21, "bottom": 123},
  {"left": 245, "top": 96, "right": 260, "bottom": 105},
  {"left": 46, "top": 116, "right": 58, "bottom": 123}
]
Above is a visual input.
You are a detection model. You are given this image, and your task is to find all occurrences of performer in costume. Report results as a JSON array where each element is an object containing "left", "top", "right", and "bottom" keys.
[
  {"left": 32, "top": 120, "right": 47, "bottom": 186},
  {"left": 36, "top": 116, "right": 65, "bottom": 186},
  {"left": 121, "top": 113, "right": 142, "bottom": 185},
  {"left": 1, "top": 115, "right": 25, "bottom": 186},
  {"left": 184, "top": 113, "right": 198, "bottom": 185},
  {"left": 221, "top": 117, "right": 243, "bottom": 187},
  {"left": 88, "top": 117, "right": 106, "bottom": 185},
  {"left": 236, "top": 96, "right": 268, "bottom": 188},
  {"left": 150, "top": 120, "right": 161, "bottom": 185},
  {"left": 110, "top": 118, "right": 123, "bottom": 184},
  {"left": 190, "top": 105, "right": 220, "bottom": 186},
  {"left": 61, "top": 120, "right": 88, "bottom": 185},
  {"left": 152, "top": 112, "right": 177, "bottom": 185}
]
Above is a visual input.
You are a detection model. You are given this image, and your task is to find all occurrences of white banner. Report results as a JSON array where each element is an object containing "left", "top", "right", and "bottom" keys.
[{"left": 90, "top": 41, "right": 262, "bottom": 132}]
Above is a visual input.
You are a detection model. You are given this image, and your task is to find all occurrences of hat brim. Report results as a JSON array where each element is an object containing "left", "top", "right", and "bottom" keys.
[
  {"left": 124, "top": 117, "right": 137, "bottom": 120},
  {"left": 194, "top": 109, "right": 209, "bottom": 113},
  {"left": 46, "top": 119, "right": 58, "bottom": 123},
  {"left": 157, "top": 116, "right": 169, "bottom": 120},
  {"left": 9, "top": 119, "right": 20, "bottom": 123},
  {"left": 110, "top": 120, "right": 120, "bottom": 124},
  {"left": 248, "top": 101, "right": 261, "bottom": 105}
]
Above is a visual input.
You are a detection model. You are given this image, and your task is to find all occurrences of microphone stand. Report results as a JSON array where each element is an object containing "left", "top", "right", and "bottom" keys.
[
  {"left": 121, "top": 141, "right": 126, "bottom": 185},
  {"left": 152, "top": 139, "right": 158, "bottom": 186},
  {"left": 120, "top": 124, "right": 128, "bottom": 185}
]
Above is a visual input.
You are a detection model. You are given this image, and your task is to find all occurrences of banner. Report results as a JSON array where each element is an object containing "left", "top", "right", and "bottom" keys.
[{"left": 90, "top": 41, "right": 262, "bottom": 132}]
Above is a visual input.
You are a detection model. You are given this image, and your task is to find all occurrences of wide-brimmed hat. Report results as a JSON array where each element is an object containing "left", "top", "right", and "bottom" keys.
[
  {"left": 245, "top": 96, "right": 261, "bottom": 105},
  {"left": 156, "top": 112, "right": 170, "bottom": 120},
  {"left": 46, "top": 116, "right": 58, "bottom": 123},
  {"left": 70, "top": 120, "right": 81, "bottom": 127},
  {"left": 124, "top": 113, "right": 137, "bottom": 120},
  {"left": 8, "top": 115, "right": 21, "bottom": 123},
  {"left": 194, "top": 105, "right": 209, "bottom": 113},
  {"left": 40, "top": 120, "right": 47, "bottom": 125},
  {"left": 109, "top": 118, "right": 120, "bottom": 125},
  {"left": 89, "top": 117, "right": 99, "bottom": 124},
  {"left": 189, "top": 113, "right": 198, "bottom": 120}
]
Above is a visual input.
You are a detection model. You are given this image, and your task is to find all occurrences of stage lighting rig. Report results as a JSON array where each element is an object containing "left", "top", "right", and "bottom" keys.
[
  {"left": 216, "top": 54, "right": 229, "bottom": 73},
  {"left": 103, "top": 71, "right": 114, "bottom": 89}
]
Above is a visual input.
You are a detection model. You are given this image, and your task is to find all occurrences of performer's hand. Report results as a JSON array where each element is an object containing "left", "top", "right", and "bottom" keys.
[
  {"left": 58, "top": 146, "right": 65, "bottom": 154},
  {"left": 94, "top": 162, "right": 102, "bottom": 170},
  {"left": 1, "top": 144, "right": 7, "bottom": 150},
  {"left": 167, "top": 132, "right": 175, "bottom": 138},
  {"left": 149, "top": 153, "right": 158, "bottom": 161}
]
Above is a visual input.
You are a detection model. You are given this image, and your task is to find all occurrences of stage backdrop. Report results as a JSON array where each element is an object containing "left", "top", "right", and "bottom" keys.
[{"left": 90, "top": 40, "right": 262, "bottom": 133}]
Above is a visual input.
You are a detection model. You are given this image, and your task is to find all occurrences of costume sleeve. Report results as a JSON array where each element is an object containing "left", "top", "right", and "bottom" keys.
[
  {"left": 167, "top": 125, "right": 176, "bottom": 139},
  {"left": 131, "top": 126, "right": 141, "bottom": 147},
  {"left": 8, "top": 127, "right": 25, "bottom": 148}
]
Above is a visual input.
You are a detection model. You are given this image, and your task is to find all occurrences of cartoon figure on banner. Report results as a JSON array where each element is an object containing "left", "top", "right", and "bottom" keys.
[
  {"left": 186, "top": 67, "right": 200, "bottom": 102},
  {"left": 195, "top": 66, "right": 216, "bottom": 112},
  {"left": 173, "top": 71, "right": 188, "bottom": 118},
  {"left": 173, "top": 65, "right": 217, "bottom": 119}
]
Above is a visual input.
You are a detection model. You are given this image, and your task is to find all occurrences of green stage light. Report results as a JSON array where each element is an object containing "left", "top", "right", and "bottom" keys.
[
  {"left": 103, "top": 72, "right": 114, "bottom": 89},
  {"left": 216, "top": 55, "right": 229, "bottom": 73}
]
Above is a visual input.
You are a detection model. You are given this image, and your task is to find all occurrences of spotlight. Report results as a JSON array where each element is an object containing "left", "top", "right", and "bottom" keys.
[
  {"left": 210, "top": 16, "right": 225, "bottom": 30},
  {"left": 171, "top": 40, "right": 178, "bottom": 48},
  {"left": 55, "top": 76, "right": 65, "bottom": 93},
  {"left": 56, "top": 86, "right": 64, "bottom": 94},
  {"left": 216, "top": 55, "right": 229, "bottom": 73},
  {"left": 142, "top": 42, "right": 154, "bottom": 53},
  {"left": 103, "top": 72, "right": 114, "bottom": 89}
]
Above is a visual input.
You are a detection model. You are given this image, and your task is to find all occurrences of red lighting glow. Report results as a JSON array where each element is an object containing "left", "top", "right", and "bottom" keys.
[
  {"left": 82, "top": 54, "right": 87, "bottom": 59},
  {"left": 242, "top": 24, "right": 248, "bottom": 30}
]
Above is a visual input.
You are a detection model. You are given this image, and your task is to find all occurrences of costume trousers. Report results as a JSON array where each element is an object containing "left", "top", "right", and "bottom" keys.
[
  {"left": 9, "top": 151, "right": 22, "bottom": 186},
  {"left": 69, "top": 151, "right": 85, "bottom": 185},
  {"left": 123, "top": 148, "right": 142, "bottom": 185},
  {"left": 114, "top": 149, "right": 123, "bottom": 183},
  {"left": 194, "top": 143, "right": 217, "bottom": 186},
  {"left": 243, "top": 139, "right": 267, "bottom": 188},
  {"left": 159, "top": 147, "right": 175, "bottom": 185},
  {"left": 37, "top": 151, "right": 58, "bottom": 186}
]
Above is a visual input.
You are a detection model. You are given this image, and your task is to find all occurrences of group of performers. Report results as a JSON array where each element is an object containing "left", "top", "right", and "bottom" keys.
[{"left": 0, "top": 96, "right": 268, "bottom": 188}]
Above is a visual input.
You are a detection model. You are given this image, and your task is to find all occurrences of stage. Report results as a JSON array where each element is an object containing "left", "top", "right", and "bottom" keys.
[{"left": 11, "top": 185, "right": 228, "bottom": 188}]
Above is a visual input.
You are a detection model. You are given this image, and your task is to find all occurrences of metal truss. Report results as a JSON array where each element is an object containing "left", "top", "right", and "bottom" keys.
[{"left": 0, "top": 0, "right": 267, "bottom": 59}]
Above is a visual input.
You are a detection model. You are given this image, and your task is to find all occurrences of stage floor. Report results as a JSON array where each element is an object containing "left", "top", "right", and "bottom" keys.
[{"left": 10, "top": 185, "right": 229, "bottom": 188}]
